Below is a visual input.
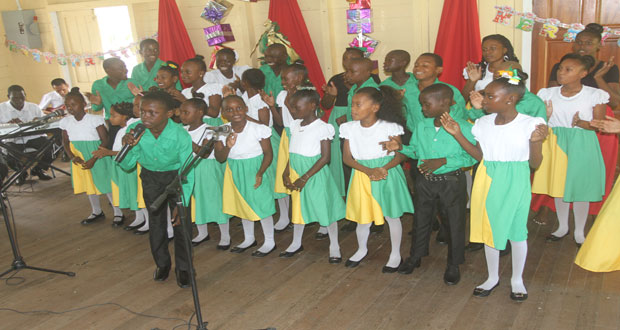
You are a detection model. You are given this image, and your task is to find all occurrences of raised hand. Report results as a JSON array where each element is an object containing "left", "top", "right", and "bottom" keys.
[
  {"left": 225, "top": 132, "right": 237, "bottom": 149},
  {"left": 440, "top": 112, "right": 460, "bottom": 136},
  {"left": 127, "top": 82, "right": 144, "bottom": 96},
  {"left": 594, "top": 56, "right": 615, "bottom": 80},
  {"left": 545, "top": 100, "right": 553, "bottom": 119},
  {"left": 379, "top": 135, "right": 402, "bottom": 152},
  {"left": 469, "top": 91, "right": 483, "bottom": 109},
  {"left": 323, "top": 81, "right": 338, "bottom": 96},
  {"left": 222, "top": 84, "right": 236, "bottom": 97},
  {"left": 466, "top": 61, "right": 482, "bottom": 82},
  {"left": 260, "top": 90, "right": 275, "bottom": 107},
  {"left": 530, "top": 124, "right": 548, "bottom": 143},
  {"left": 85, "top": 90, "right": 102, "bottom": 106}
]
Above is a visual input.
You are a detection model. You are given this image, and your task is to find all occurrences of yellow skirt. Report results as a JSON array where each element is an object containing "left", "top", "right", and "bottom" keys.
[{"left": 575, "top": 176, "right": 620, "bottom": 272}]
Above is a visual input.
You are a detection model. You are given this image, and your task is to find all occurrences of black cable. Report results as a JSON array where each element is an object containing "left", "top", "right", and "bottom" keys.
[{"left": 0, "top": 303, "right": 198, "bottom": 329}]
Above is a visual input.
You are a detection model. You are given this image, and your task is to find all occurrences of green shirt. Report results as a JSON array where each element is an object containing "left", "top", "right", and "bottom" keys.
[
  {"left": 466, "top": 89, "right": 547, "bottom": 121},
  {"left": 401, "top": 116, "right": 477, "bottom": 174},
  {"left": 401, "top": 78, "right": 468, "bottom": 133},
  {"left": 131, "top": 58, "right": 182, "bottom": 91},
  {"left": 91, "top": 77, "right": 136, "bottom": 120},
  {"left": 120, "top": 119, "right": 194, "bottom": 204},
  {"left": 346, "top": 77, "right": 381, "bottom": 121},
  {"left": 260, "top": 64, "right": 283, "bottom": 98}
]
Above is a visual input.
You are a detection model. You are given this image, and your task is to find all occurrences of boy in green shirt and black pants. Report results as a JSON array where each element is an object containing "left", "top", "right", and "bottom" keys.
[{"left": 120, "top": 90, "right": 195, "bottom": 288}]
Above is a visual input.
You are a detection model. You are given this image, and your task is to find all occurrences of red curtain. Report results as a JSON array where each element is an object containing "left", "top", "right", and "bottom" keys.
[
  {"left": 433, "top": 0, "right": 482, "bottom": 90},
  {"left": 268, "top": 0, "right": 326, "bottom": 97},
  {"left": 158, "top": 0, "right": 196, "bottom": 87}
]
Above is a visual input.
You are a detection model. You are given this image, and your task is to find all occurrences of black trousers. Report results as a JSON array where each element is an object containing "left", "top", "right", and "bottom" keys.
[
  {"left": 410, "top": 170, "right": 467, "bottom": 266},
  {"left": 6, "top": 137, "right": 54, "bottom": 173},
  {"left": 106, "top": 122, "right": 121, "bottom": 150},
  {"left": 140, "top": 167, "right": 191, "bottom": 272}
]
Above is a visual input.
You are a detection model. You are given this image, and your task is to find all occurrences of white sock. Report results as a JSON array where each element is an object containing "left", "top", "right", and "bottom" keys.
[
  {"left": 166, "top": 207, "right": 173, "bottom": 238},
  {"left": 384, "top": 217, "right": 402, "bottom": 268},
  {"left": 327, "top": 222, "right": 341, "bottom": 258},
  {"left": 258, "top": 216, "right": 275, "bottom": 253},
  {"left": 274, "top": 197, "right": 290, "bottom": 230},
  {"left": 87, "top": 194, "right": 102, "bottom": 216},
  {"left": 106, "top": 193, "right": 123, "bottom": 217},
  {"left": 573, "top": 201, "right": 589, "bottom": 244},
  {"left": 465, "top": 171, "right": 473, "bottom": 208},
  {"left": 317, "top": 226, "right": 328, "bottom": 234},
  {"left": 510, "top": 240, "right": 528, "bottom": 294},
  {"left": 286, "top": 224, "right": 305, "bottom": 252},
  {"left": 553, "top": 198, "right": 570, "bottom": 237},
  {"left": 128, "top": 209, "right": 145, "bottom": 227},
  {"left": 137, "top": 209, "right": 149, "bottom": 231},
  {"left": 476, "top": 245, "right": 500, "bottom": 290},
  {"left": 236, "top": 219, "right": 255, "bottom": 249},
  {"left": 349, "top": 223, "right": 371, "bottom": 262},
  {"left": 192, "top": 224, "right": 209, "bottom": 242},
  {"left": 218, "top": 221, "right": 230, "bottom": 246}
]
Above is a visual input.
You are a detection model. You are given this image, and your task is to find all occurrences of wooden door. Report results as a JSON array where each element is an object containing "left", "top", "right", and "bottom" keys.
[
  {"left": 57, "top": 9, "right": 106, "bottom": 91},
  {"left": 531, "top": 0, "right": 620, "bottom": 103}
]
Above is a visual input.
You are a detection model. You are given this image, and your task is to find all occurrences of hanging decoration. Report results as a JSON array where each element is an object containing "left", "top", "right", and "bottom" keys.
[
  {"left": 343, "top": 0, "right": 377, "bottom": 58},
  {"left": 4, "top": 34, "right": 157, "bottom": 66},
  {"left": 200, "top": 0, "right": 233, "bottom": 24},
  {"left": 200, "top": 0, "right": 236, "bottom": 49},
  {"left": 204, "top": 23, "right": 236, "bottom": 46},
  {"left": 251, "top": 20, "right": 300, "bottom": 63},
  {"left": 492, "top": 6, "right": 620, "bottom": 43}
]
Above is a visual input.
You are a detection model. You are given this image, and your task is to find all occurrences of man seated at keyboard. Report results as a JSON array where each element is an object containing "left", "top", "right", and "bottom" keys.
[{"left": 0, "top": 85, "right": 54, "bottom": 184}]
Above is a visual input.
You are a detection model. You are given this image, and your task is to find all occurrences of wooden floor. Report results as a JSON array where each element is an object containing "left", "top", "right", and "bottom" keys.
[{"left": 1, "top": 162, "right": 619, "bottom": 330}]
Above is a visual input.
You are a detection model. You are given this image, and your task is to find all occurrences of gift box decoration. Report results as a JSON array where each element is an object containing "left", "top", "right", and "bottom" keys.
[
  {"left": 347, "top": 9, "right": 372, "bottom": 34},
  {"left": 349, "top": 0, "right": 371, "bottom": 10},
  {"left": 204, "top": 24, "right": 235, "bottom": 46},
  {"left": 349, "top": 33, "right": 378, "bottom": 58},
  {"left": 201, "top": 1, "right": 228, "bottom": 24}
]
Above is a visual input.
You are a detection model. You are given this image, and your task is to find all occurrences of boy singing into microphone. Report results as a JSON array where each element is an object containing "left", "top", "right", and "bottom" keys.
[{"left": 119, "top": 90, "right": 195, "bottom": 288}]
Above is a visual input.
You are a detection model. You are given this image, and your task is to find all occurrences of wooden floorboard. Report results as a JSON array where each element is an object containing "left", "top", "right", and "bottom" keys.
[{"left": 1, "top": 161, "right": 619, "bottom": 330}]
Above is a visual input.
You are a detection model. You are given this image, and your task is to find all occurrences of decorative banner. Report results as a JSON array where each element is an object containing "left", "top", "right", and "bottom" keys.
[
  {"left": 5, "top": 34, "right": 157, "bottom": 66},
  {"left": 492, "top": 6, "right": 620, "bottom": 43},
  {"left": 346, "top": 9, "right": 372, "bottom": 34}
]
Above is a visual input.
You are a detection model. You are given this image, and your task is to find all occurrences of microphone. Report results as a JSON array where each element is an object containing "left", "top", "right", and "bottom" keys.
[
  {"left": 19, "top": 110, "right": 64, "bottom": 127},
  {"left": 205, "top": 125, "right": 231, "bottom": 135},
  {"left": 115, "top": 124, "right": 146, "bottom": 163}
]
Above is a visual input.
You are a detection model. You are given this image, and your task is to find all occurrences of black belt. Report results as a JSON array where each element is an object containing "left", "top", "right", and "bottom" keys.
[{"left": 422, "top": 169, "right": 462, "bottom": 182}]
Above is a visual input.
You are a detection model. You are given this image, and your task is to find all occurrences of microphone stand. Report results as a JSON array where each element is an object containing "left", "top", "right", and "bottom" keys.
[{"left": 150, "top": 133, "right": 221, "bottom": 330}]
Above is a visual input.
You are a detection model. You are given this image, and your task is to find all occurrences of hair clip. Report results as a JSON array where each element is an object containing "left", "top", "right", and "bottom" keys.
[
  {"left": 297, "top": 85, "right": 316, "bottom": 91},
  {"left": 162, "top": 62, "right": 178, "bottom": 69}
]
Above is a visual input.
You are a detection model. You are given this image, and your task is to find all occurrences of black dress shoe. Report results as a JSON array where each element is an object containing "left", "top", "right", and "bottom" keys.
[
  {"left": 473, "top": 282, "right": 500, "bottom": 297},
  {"left": 328, "top": 256, "right": 342, "bottom": 264},
  {"left": 382, "top": 259, "right": 402, "bottom": 273},
  {"left": 443, "top": 265, "right": 460, "bottom": 285},
  {"left": 124, "top": 221, "right": 145, "bottom": 231},
  {"left": 279, "top": 246, "right": 304, "bottom": 258},
  {"left": 465, "top": 242, "right": 484, "bottom": 252},
  {"left": 344, "top": 256, "right": 365, "bottom": 268},
  {"left": 192, "top": 235, "right": 210, "bottom": 247},
  {"left": 510, "top": 292, "right": 528, "bottom": 301},
  {"left": 341, "top": 221, "right": 357, "bottom": 232},
  {"left": 230, "top": 241, "right": 257, "bottom": 253},
  {"left": 216, "top": 244, "right": 230, "bottom": 251},
  {"left": 545, "top": 234, "right": 566, "bottom": 242},
  {"left": 274, "top": 223, "right": 293, "bottom": 233},
  {"left": 112, "top": 215, "right": 125, "bottom": 227},
  {"left": 32, "top": 169, "right": 52, "bottom": 181},
  {"left": 134, "top": 229, "right": 149, "bottom": 235},
  {"left": 314, "top": 232, "right": 328, "bottom": 240},
  {"left": 397, "top": 258, "right": 421, "bottom": 274},
  {"left": 81, "top": 212, "right": 105, "bottom": 225},
  {"left": 252, "top": 245, "right": 277, "bottom": 257},
  {"left": 176, "top": 269, "right": 190, "bottom": 288},
  {"left": 153, "top": 267, "right": 170, "bottom": 281}
]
